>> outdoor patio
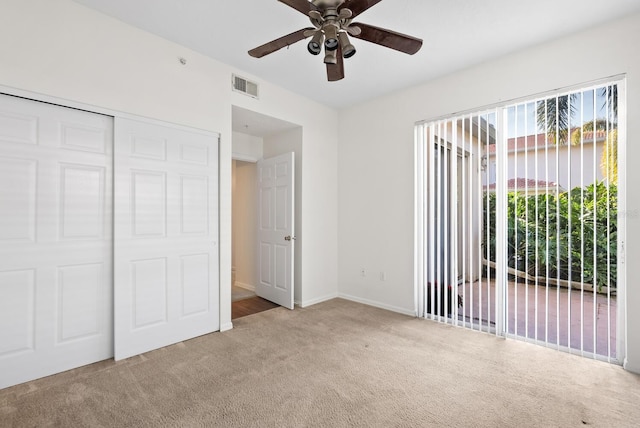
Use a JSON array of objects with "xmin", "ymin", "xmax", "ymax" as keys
[{"xmin": 455, "ymin": 280, "xmax": 617, "ymax": 358}]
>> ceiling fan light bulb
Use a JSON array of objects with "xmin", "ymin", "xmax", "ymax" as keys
[
  {"xmin": 308, "ymin": 42, "xmax": 322, "ymax": 55},
  {"xmin": 325, "ymin": 38, "xmax": 338, "ymax": 51},
  {"xmin": 307, "ymin": 32, "xmax": 324, "ymax": 55},
  {"xmin": 323, "ymin": 25, "xmax": 339, "ymax": 51},
  {"xmin": 338, "ymin": 32, "xmax": 356, "ymax": 58}
]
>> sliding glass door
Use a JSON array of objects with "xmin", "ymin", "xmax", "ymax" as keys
[{"xmin": 415, "ymin": 79, "xmax": 625, "ymax": 363}]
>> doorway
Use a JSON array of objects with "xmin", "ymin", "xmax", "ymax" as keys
[
  {"xmin": 231, "ymin": 159, "xmax": 280, "ymax": 319},
  {"xmin": 231, "ymin": 106, "xmax": 302, "ymax": 318}
]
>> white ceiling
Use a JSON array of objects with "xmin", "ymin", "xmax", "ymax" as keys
[
  {"xmin": 73, "ymin": 0, "xmax": 640, "ymax": 109},
  {"xmin": 232, "ymin": 105, "xmax": 300, "ymax": 138}
]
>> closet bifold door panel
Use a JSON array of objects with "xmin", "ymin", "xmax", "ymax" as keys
[
  {"xmin": 0, "ymin": 94, "xmax": 114, "ymax": 389},
  {"xmin": 113, "ymin": 118, "xmax": 219, "ymax": 361}
]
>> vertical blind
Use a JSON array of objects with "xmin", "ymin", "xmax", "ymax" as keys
[{"xmin": 415, "ymin": 80, "xmax": 625, "ymax": 363}]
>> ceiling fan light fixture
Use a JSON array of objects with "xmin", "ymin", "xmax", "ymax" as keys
[
  {"xmin": 338, "ymin": 32, "xmax": 356, "ymax": 58},
  {"xmin": 323, "ymin": 24, "xmax": 339, "ymax": 51},
  {"xmin": 307, "ymin": 32, "xmax": 324, "ymax": 55}
]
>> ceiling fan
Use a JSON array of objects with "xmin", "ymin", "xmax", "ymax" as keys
[{"xmin": 248, "ymin": 0, "xmax": 423, "ymax": 81}]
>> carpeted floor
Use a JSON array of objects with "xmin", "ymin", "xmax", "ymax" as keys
[{"xmin": 1, "ymin": 298, "xmax": 639, "ymax": 427}]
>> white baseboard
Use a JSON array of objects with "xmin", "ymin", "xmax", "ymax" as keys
[
  {"xmin": 299, "ymin": 292, "xmax": 339, "ymax": 308},
  {"xmin": 338, "ymin": 293, "xmax": 416, "ymax": 317},
  {"xmin": 624, "ymin": 358, "xmax": 640, "ymax": 375},
  {"xmin": 234, "ymin": 281, "xmax": 255, "ymax": 292},
  {"xmin": 220, "ymin": 322, "xmax": 233, "ymax": 332}
]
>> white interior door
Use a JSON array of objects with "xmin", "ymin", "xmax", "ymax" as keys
[
  {"xmin": 0, "ymin": 94, "xmax": 113, "ymax": 389},
  {"xmin": 114, "ymin": 118, "xmax": 219, "ymax": 360},
  {"xmin": 256, "ymin": 153, "xmax": 294, "ymax": 309}
]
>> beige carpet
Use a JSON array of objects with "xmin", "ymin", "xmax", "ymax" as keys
[{"xmin": 1, "ymin": 299, "xmax": 639, "ymax": 427}]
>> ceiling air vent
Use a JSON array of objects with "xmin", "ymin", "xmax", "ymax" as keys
[{"xmin": 232, "ymin": 74, "xmax": 259, "ymax": 99}]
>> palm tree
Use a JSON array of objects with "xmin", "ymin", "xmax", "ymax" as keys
[
  {"xmin": 570, "ymin": 119, "xmax": 611, "ymax": 145},
  {"xmin": 536, "ymin": 86, "xmax": 618, "ymax": 185},
  {"xmin": 602, "ymin": 85, "xmax": 618, "ymax": 183},
  {"xmin": 602, "ymin": 85, "xmax": 618, "ymax": 122},
  {"xmin": 536, "ymin": 94, "xmax": 577, "ymax": 145},
  {"xmin": 536, "ymin": 86, "xmax": 617, "ymax": 145},
  {"xmin": 569, "ymin": 119, "xmax": 618, "ymax": 183},
  {"xmin": 601, "ymin": 129, "xmax": 618, "ymax": 183}
]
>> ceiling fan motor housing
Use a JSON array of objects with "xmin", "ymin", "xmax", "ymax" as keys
[{"xmin": 308, "ymin": 1, "xmax": 355, "ymax": 55}]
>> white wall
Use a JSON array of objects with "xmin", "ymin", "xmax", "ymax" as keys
[
  {"xmin": 231, "ymin": 131, "xmax": 262, "ymax": 290},
  {"xmin": 0, "ymin": 0, "xmax": 339, "ymax": 331},
  {"xmin": 232, "ymin": 160, "xmax": 258, "ymax": 290},
  {"xmin": 338, "ymin": 13, "xmax": 640, "ymax": 373},
  {"xmin": 232, "ymin": 132, "xmax": 263, "ymax": 161},
  {"xmin": 264, "ymin": 127, "xmax": 304, "ymax": 304}
]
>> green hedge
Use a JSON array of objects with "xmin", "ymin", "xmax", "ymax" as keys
[{"xmin": 483, "ymin": 182, "xmax": 617, "ymax": 291}]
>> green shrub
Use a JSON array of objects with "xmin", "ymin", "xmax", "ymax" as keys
[{"xmin": 483, "ymin": 182, "xmax": 617, "ymax": 291}]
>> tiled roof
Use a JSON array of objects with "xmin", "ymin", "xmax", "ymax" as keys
[
  {"xmin": 485, "ymin": 178, "xmax": 563, "ymax": 191},
  {"xmin": 487, "ymin": 130, "xmax": 607, "ymax": 153},
  {"xmin": 581, "ymin": 130, "xmax": 608, "ymax": 141}
]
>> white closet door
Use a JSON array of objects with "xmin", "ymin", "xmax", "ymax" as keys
[
  {"xmin": 114, "ymin": 118, "xmax": 219, "ymax": 360},
  {"xmin": 0, "ymin": 94, "xmax": 113, "ymax": 389}
]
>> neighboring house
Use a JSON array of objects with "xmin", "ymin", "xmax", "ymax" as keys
[
  {"xmin": 484, "ymin": 177, "xmax": 565, "ymax": 195},
  {"xmin": 485, "ymin": 130, "xmax": 606, "ymax": 191}
]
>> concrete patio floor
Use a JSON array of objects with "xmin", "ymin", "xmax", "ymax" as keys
[{"xmin": 444, "ymin": 280, "xmax": 618, "ymax": 359}]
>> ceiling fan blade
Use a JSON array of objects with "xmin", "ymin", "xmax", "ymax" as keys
[
  {"xmin": 248, "ymin": 28, "xmax": 315, "ymax": 58},
  {"xmin": 340, "ymin": 0, "xmax": 383, "ymax": 18},
  {"xmin": 350, "ymin": 22, "xmax": 422, "ymax": 55},
  {"xmin": 278, "ymin": 0, "xmax": 317, "ymax": 15},
  {"xmin": 327, "ymin": 45, "xmax": 345, "ymax": 81}
]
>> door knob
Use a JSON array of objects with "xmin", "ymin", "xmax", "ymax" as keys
[{"xmin": 284, "ymin": 235, "xmax": 296, "ymax": 241}]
